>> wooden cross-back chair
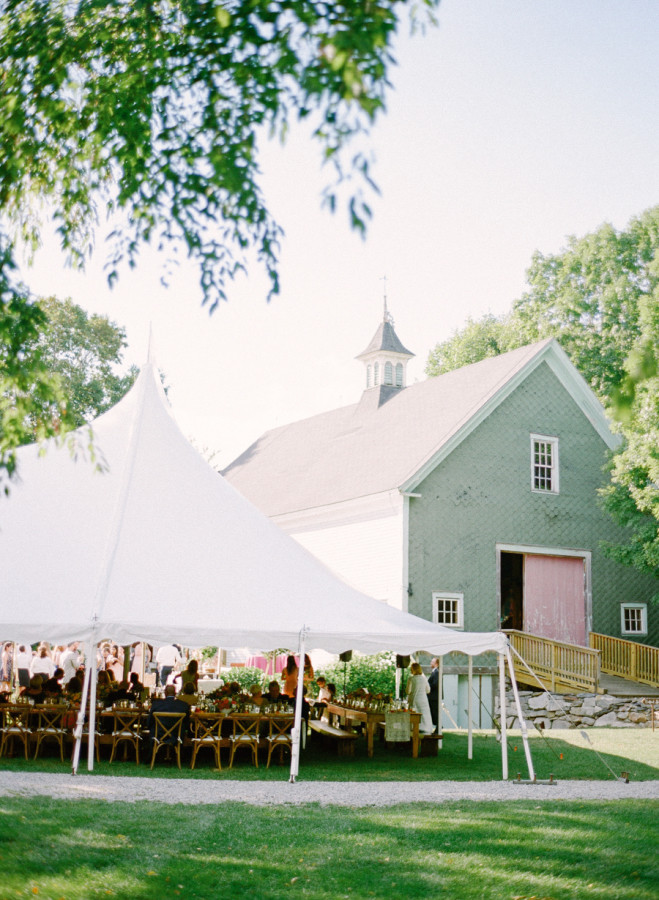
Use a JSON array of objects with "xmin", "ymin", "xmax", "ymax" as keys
[
  {"xmin": 0, "ymin": 706, "xmax": 31, "ymax": 760},
  {"xmin": 109, "ymin": 707, "xmax": 143, "ymax": 764},
  {"xmin": 265, "ymin": 715, "xmax": 294, "ymax": 768},
  {"xmin": 228, "ymin": 715, "xmax": 260, "ymax": 768},
  {"xmin": 149, "ymin": 712, "xmax": 187, "ymax": 769},
  {"xmin": 32, "ymin": 705, "xmax": 68, "ymax": 761},
  {"xmin": 189, "ymin": 713, "xmax": 223, "ymax": 770}
]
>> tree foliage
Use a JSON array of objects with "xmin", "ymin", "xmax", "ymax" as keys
[
  {"xmin": 1, "ymin": 0, "xmax": 438, "ymax": 307},
  {"xmin": 425, "ymin": 206, "xmax": 659, "ymax": 585},
  {"xmin": 0, "ymin": 240, "xmax": 72, "ymax": 489},
  {"xmin": 34, "ymin": 296, "xmax": 138, "ymax": 429},
  {"xmin": 0, "ymin": 0, "xmax": 438, "ymax": 487},
  {"xmin": 0, "ymin": 288, "xmax": 136, "ymax": 490},
  {"xmin": 425, "ymin": 313, "xmax": 519, "ymax": 377}
]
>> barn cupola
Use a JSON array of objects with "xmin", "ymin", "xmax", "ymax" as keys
[{"xmin": 356, "ymin": 299, "xmax": 414, "ymax": 409}]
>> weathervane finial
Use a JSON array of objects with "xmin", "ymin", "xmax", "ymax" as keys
[{"xmin": 381, "ymin": 275, "xmax": 394, "ymax": 325}]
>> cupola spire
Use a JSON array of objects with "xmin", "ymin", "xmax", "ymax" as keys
[{"xmin": 356, "ymin": 287, "xmax": 414, "ymax": 407}]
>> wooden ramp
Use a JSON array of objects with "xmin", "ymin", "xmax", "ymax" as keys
[{"xmin": 505, "ymin": 630, "xmax": 659, "ymax": 695}]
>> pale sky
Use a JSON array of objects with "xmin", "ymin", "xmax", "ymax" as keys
[{"xmin": 18, "ymin": 0, "xmax": 659, "ymax": 466}]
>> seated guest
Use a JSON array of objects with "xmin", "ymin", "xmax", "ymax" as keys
[
  {"xmin": 177, "ymin": 682, "xmax": 198, "ymax": 707},
  {"xmin": 127, "ymin": 672, "xmax": 146, "ymax": 701},
  {"xmin": 106, "ymin": 679, "xmax": 131, "ymax": 706},
  {"xmin": 262, "ymin": 680, "xmax": 290, "ymax": 706},
  {"xmin": 19, "ymin": 675, "xmax": 46, "ymax": 704},
  {"xmin": 96, "ymin": 670, "xmax": 114, "ymax": 705},
  {"xmin": 64, "ymin": 674, "xmax": 84, "ymax": 701},
  {"xmin": 250, "ymin": 685, "xmax": 265, "ymax": 708},
  {"xmin": 43, "ymin": 667, "xmax": 65, "ymax": 697},
  {"xmin": 315, "ymin": 677, "xmax": 331, "ymax": 704},
  {"xmin": 147, "ymin": 684, "xmax": 190, "ymax": 742}
]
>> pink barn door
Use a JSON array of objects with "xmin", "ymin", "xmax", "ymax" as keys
[{"xmin": 523, "ymin": 555, "xmax": 586, "ymax": 645}]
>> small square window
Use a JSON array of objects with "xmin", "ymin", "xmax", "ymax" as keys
[
  {"xmin": 432, "ymin": 592, "xmax": 464, "ymax": 629},
  {"xmin": 531, "ymin": 434, "xmax": 559, "ymax": 493},
  {"xmin": 620, "ymin": 604, "xmax": 647, "ymax": 636}
]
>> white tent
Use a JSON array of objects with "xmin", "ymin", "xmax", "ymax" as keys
[{"xmin": 0, "ymin": 357, "xmax": 530, "ymax": 778}]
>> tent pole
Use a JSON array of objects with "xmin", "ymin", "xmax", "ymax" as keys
[
  {"xmin": 498, "ymin": 652, "xmax": 508, "ymax": 780},
  {"xmin": 506, "ymin": 646, "xmax": 535, "ymax": 781},
  {"xmin": 87, "ymin": 646, "xmax": 99, "ymax": 771},
  {"xmin": 71, "ymin": 648, "xmax": 93, "ymax": 776},
  {"xmin": 467, "ymin": 656, "xmax": 473, "ymax": 760},
  {"xmin": 289, "ymin": 630, "xmax": 307, "ymax": 784},
  {"xmin": 437, "ymin": 656, "xmax": 443, "ymax": 741}
]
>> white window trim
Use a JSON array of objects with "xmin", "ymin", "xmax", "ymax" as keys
[
  {"xmin": 531, "ymin": 433, "xmax": 560, "ymax": 494},
  {"xmin": 432, "ymin": 591, "xmax": 464, "ymax": 629},
  {"xmin": 620, "ymin": 603, "xmax": 648, "ymax": 636}
]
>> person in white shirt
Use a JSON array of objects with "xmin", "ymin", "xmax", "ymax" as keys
[
  {"xmin": 15, "ymin": 645, "xmax": 33, "ymax": 689},
  {"xmin": 30, "ymin": 646, "xmax": 55, "ymax": 680},
  {"xmin": 155, "ymin": 644, "xmax": 182, "ymax": 687},
  {"xmin": 60, "ymin": 643, "xmax": 81, "ymax": 684}
]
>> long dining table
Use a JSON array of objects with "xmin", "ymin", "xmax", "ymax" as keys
[{"xmin": 325, "ymin": 702, "xmax": 422, "ymax": 758}]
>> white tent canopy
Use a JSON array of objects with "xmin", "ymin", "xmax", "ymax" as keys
[
  {"xmin": 1, "ymin": 358, "xmax": 529, "ymax": 780},
  {"xmin": 0, "ymin": 359, "xmax": 507, "ymax": 658}
]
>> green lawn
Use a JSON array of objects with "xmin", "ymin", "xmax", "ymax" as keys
[
  {"xmin": 0, "ymin": 796, "xmax": 657, "ymax": 899},
  {"xmin": 1, "ymin": 729, "xmax": 657, "ymax": 782}
]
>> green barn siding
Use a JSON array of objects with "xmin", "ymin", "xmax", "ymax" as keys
[{"xmin": 408, "ymin": 362, "xmax": 658, "ymax": 645}]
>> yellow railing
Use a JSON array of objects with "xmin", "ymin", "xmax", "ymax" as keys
[
  {"xmin": 590, "ymin": 633, "xmax": 659, "ymax": 688},
  {"xmin": 504, "ymin": 630, "xmax": 600, "ymax": 693}
]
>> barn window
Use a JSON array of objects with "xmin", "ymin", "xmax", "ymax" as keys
[
  {"xmin": 531, "ymin": 434, "xmax": 559, "ymax": 493},
  {"xmin": 621, "ymin": 604, "xmax": 647, "ymax": 636},
  {"xmin": 432, "ymin": 592, "xmax": 464, "ymax": 629}
]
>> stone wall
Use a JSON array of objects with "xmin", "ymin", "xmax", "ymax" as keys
[{"xmin": 496, "ymin": 688, "xmax": 658, "ymax": 730}]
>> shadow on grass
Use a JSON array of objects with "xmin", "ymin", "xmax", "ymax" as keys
[
  {"xmin": 0, "ymin": 796, "xmax": 657, "ymax": 899},
  {"xmin": 0, "ymin": 729, "xmax": 657, "ymax": 782}
]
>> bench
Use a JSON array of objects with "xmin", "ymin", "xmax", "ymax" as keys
[
  {"xmin": 309, "ymin": 719, "xmax": 358, "ymax": 756},
  {"xmin": 378, "ymin": 722, "xmax": 443, "ymax": 756},
  {"xmin": 419, "ymin": 733, "xmax": 442, "ymax": 756}
]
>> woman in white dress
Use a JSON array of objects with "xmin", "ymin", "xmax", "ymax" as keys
[{"xmin": 406, "ymin": 662, "xmax": 435, "ymax": 733}]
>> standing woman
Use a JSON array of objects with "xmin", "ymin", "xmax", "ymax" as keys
[
  {"xmin": 179, "ymin": 658, "xmax": 199, "ymax": 692},
  {"xmin": 30, "ymin": 645, "xmax": 54, "ymax": 680},
  {"xmin": 282, "ymin": 655, "xmax": 298, "ymax": 698},
  {"xmin": 0, "ymin": 642, "xmax": 13, "ymax": 692},
  {"xmin": 406, "ymin": 662, "xmax": 435, "ymax": 734}
]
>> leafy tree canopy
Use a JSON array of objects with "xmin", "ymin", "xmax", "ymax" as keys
[
  {"xmin": 0, "ymin": 0, "xmax": 437, "ymax": 486},
  {"xmin": 1, "ymin": 0, "xmax": 438, "ymax": 306},
  {"xmin": 33, "ymin": 296, "xmax": 138, "ymax": 429},
  {"xmin": 0, "ymin": 290, "xmax": 137, "ymax": 490},
  {"xmin": 425, "ymin": 205, "xmax": 659, "ymax": 584}
]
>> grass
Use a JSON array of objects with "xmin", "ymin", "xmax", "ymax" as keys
[
  {"xmin": 1, "ymin": 729, "xmax": 657, "ymax": 782},
  {"xmin": 0, "ymin": 796, "xmax": 657, "ymax": 899}
]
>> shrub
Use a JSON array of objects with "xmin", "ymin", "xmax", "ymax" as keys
[{"xmin": 315, "ymin": 652, "xmax": 397, "ymax": 698}]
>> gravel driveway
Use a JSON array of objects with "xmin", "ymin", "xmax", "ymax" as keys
[{"xmin": 2, "ymin": 772, "xmax": 658, "ymax": 806}]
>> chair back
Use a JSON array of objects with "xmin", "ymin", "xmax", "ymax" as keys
[
  {"xmin": 231, "ymin": 715, "xmax": 260, "ymax": 740},
  {"xmin": 152, "ymin": 712, "xmax": 186, "ymax": 745},
  {"xmin": 191, "ymin": 714, "xmax": 222, "ymax": 742},
  {"xmin": 267, "ymin": 715, "xmax": 294, "ymax": 741},
  {"xmin": 34, "ymin": 705, "xmax": 67, "ymax": 732},
  {"xmin": 111, "ymin": 707, "xmax": 142, "ymax": 735},
  {"xmin": 2, "ymin": 706, "xmax": 31, "ymax": 732}
]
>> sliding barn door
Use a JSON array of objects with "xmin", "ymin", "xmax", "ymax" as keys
[{"xmin": 523, "ymin": 555, "xmax": 586, "ymax": 645}]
